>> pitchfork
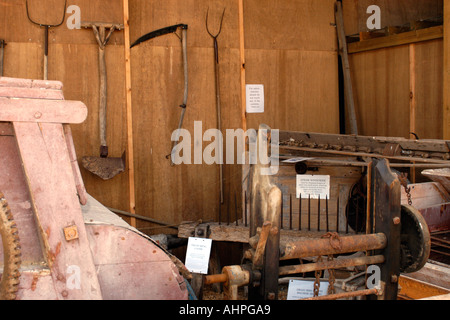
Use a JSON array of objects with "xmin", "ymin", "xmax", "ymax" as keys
[
  {"xmin": 25, "ymin": 0, "xmax": 67, "ymax": 80},
  {"xmin": 206, "ymin": 7, "xmax": 226, "ymax": 205}
]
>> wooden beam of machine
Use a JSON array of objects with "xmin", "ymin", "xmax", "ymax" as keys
[{"xmin": 123, "ymin": 0, "xmax": 136, "ymax": 227}]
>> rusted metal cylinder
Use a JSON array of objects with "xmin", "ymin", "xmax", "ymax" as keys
[
  {"xmin": 204, "ymin": 273, "xmax": 228, "ymax": 285},
  {"xmin": 279, "ymin": 255, "xmax": 385, "ymax": 276},
  {"xmin": 302, "ymin": 288, "xmax": 380, "ymax": 300},
  {"xmin": 280, "ymin": 233, "xmax": 387, "ymax": 260}
]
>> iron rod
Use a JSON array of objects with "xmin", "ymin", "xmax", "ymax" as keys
[
  {"xmin": 245, "ymin": 191, "xmax": 248, "ymax": 227},
  {"xmin": 326, "ymin": 195, "xmax": 329, "ymax": 232},
  {"xmin": 279, "ymin": 254, "xmax": 385, "ymax": 276},
  {"xmin": 289, "ymin": 194, "xmax": 293, "ymax": 230},
  {"xmin": 317, "ymin": 194, "xmax": 321, "ymax": 231},
  {"xmin": 302, "ymin": 288, "xmax": 380, "ymax": 300},
  {"xmin": 308, "ymin": 194, "xmax": 311, "ymax": 231},
  {"xmin": 298, "ymin": 195, "xmax": 302, "ymax": 231}
]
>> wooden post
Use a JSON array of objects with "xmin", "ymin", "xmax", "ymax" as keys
[
  {"xmin": 444, "ymin": 0, "xmax": 450, "ymax": 140},
  {"xmin": 409, "ymin": 44, "xmax": 416, "ymax": 183},
  {"xmin": 123, "ymin": 0, "xmax": 136, "ymax": 227},
  {"xmin": 239, "ymin": 0, "xmax": 247, "ymax": 135}
]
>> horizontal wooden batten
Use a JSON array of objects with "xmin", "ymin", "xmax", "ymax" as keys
[{"xmin": 348, "ymin": 26, "xmax": 443, "ymax": 54}]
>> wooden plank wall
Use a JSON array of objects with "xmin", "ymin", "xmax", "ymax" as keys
[
  {"xmin": 0, "ymin": 0, "xmax": 339, "ymax": 235},
  {"xmin": 342, "ymin": 0, "xmax": 444, "ymax": 140},
  {"xmin": 445, "ymin": 0, "xmax": 450, "ymax": 140}
]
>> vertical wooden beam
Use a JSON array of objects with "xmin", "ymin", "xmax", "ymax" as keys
[
  {"xmin": 239, "ymin": 0, "xmax": 247, "ymax": 134},
  {"xmin": 444, "ymin": 0, "xmax": 450, "ymax": 140},
  {"xmin": 123, "ymin": 0, "xmax": 136, "ymax": 227},
  {"xmin": 370, "ymin": 159, "xmax": 401, "ymax": 300},
  {"xmin": 409, "ymin": 44, "xmax": 416, "ymax": 183}
]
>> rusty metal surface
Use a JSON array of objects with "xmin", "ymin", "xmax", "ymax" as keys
[
  {"xmin": 279, "ymin": 254, "xmax": 385, "ymax": 276},
  {"xmin": 302, "ymin": 288, "xmax": 380, "ymax": 300},
  {"xmin": 280, "ymin": 233, "xmax": 387, "ymax": 260}
]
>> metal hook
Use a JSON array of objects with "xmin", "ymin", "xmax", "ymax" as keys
[
  {"xmin": 206, "ymin": 7, "xmax": 226, "ymax": 39},
  {"xmin": 26, "ymin": 0, "xmax": 67, "ymax": 27}
]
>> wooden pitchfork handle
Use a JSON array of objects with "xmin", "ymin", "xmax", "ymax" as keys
[{"xmin": 81, "ymin": 22, "xmax": 124, "ymax": 157}]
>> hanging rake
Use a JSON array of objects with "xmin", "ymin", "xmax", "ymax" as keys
[{"xmin": 26, "ymin": 0, "xmax": 67, "ymax": 80}]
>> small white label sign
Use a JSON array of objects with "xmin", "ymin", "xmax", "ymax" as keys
[
  {"xmin": 246, "ymin": 84, "xmax": 265, "ymax": 113},
  {"xmin": 185, "ymin": 237, "xmax": 213, "ymax": 274},
  {"xmin": 287, "ymin": 280, "xmax": 329, "ymax": 300},
  {"xmin": 282, "ymin": 157, "xmax": 314, "ymax": 164},
  {"xmin": 296, "ymin": 175, "xmax": 330, "ymax": 199}
]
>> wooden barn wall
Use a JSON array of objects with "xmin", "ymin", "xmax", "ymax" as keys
[
  {"xmin": 342, "ymin": 0, "xmax": 444, "ymax": 139},
  {"xmin": 0, "ymin": 0, "xmax": 339, "ymax": 235},
  {"xmin": 128, "ymin": 0, "xmax": 339, "ymax": 234}
]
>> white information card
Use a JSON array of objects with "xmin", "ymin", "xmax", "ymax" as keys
[
  {"xmin": 246, "ymin": 84, "xmax": 265, "ymax": 113},
  {"xmin": 184, "ymin": 237, "xmax": 213, "ymax": 274},
  {"xmin": 287, "ymin": 280, "xmax": 329, "ymax": 300},
  {"xmin": 296, "ymin": 174, "xmax": 330, "ymax": 199}
]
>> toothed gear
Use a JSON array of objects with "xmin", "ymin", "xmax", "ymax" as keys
[
  {"xmin": 399, "ymin": 205, "xmax": 430, "ymax": 274},
  {"xmin": 0, "ymin": 193, "xmax": 22, "ymax": 300}
]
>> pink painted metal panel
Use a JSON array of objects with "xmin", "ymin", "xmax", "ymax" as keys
[
  {"xmin": 86, "ymin": 224, "xmax": 188, "ymax": 300},
  {"xmin": 0, "ymin": 134, "xmax": 44, "ymax": 263},
  {"xmin": 15, "ymin": 269, "xmax": 57, "ymax": 300}
]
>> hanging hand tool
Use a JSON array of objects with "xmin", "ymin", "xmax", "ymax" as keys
[
  {"xmin": 25, "ymin": 0, "xmax": 67, "ymax": 80},
  {"xmin": 0, "ymin": 40, "xmax": 5, "ymax": 76},
  {"xmin": 131, "ymin": 24, "xmax": 189, "ymax": 167},
  {"xmin": 81, "ymin": 22, "xmax": 126, "ymax": 180},
  {"xmin": 206, "ymin": 8, "xmax": 226, "ymax": 204}
]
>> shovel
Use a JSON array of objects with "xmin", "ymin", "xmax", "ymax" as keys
[{"xmin": 81, "ymin": 22, "xmax": 125, "ymax": 180}]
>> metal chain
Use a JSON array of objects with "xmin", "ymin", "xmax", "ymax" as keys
[
  {"xmin": 399, "ymin": 173, "xmax": 413, "ymax": 206},
  {"xmin": 327, "ymin": 255, "xmax": 336, "ymax": 295},
  {"xmin": 314, "ymin": 256, "xmax": 323, "ymax": 297}
]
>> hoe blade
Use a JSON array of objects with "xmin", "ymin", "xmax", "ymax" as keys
[{"xmin": 82, "ymin": 154, "xmax": 125, "ymax": 180}]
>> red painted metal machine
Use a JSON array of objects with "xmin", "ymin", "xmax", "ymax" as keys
[{"xmin": 0, "ymin": 77, "xmax": 189, "ymax": 300}]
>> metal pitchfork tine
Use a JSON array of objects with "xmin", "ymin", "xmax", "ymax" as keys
[
  {"xmin": 26, "ymin": 0, "xmax": 67, "ymax": 80},
  {"xmin": 206, "ymin": 7, "xmax": 226, "ymax": 63},
  {"xmin": 206, "ymin": 7, "xmax": 225, "ymax": 204}
]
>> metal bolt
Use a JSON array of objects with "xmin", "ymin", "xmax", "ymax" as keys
[
  {"xmin": 267, "ymin": 292, "xmax": 276, "ymax": 300},
  {"xmin": 270, "ymin": 226, "xmax": 279, "ymax": 235},
  {"xmin": 61, "ymin": 290, "xmax": 69, "ymax": 298},
  {"xmin": 393, "ymin": 217, "xmax": 401, "ymax": 225},
  {"xmin": 391, "ymin": 275, "xmax": 398, "ymax": 283},
  {"xmin": 34, "ymin": 111, "xmax": 42, "ymax": 119},
  {"xmin": 63, "ymin": 225, "xmax": 79, "ymax": 241}
]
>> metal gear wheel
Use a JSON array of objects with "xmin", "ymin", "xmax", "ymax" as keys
[
  {"xmin": 0, "ymin": 192, "xmax": 22, "ymax": 300},
  {"xmin": 399, "ymin": 205, "xmax": 431, "ymax": 274}
]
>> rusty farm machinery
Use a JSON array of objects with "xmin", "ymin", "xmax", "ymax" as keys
[
  {"xmin": 0, "ymin": 76, "xmax": 448, "ymax": 300},
  {"xmin": 178, "ymin": 125, "xmax": 450, "ymax": 300}
]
